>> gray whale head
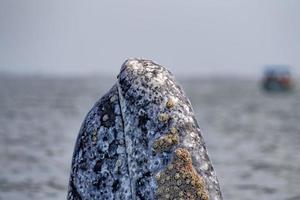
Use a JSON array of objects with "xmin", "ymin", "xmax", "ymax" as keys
[{"xmin": 68, "ymin": 58, "xmax": 223, "ymax": 200}]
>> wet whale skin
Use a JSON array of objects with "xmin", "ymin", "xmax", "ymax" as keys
[{"xmin": 68, "ymin": 59, "xmax": 222, "ymax": 200}]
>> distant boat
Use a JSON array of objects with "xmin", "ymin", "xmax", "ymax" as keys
[{"xmin": 262, "ymin": 65, "xmax": 294, "ymax": 92}]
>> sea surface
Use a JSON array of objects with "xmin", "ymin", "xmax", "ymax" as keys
[{"xmin": 0, "ymin": 74, "xmax": 300, "ymax": 200}]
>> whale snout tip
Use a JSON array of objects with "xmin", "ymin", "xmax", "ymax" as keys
[
  {"xmin": 118, "ymin": 58, "xmax": 174, "ymax": 86},
  {"xmin": 121, "ymin": 58, "xmax": 162, "ymax": 73},
  {"xmin": 121, "ymin": 58, "xmax": 139, "ymax": 68}
]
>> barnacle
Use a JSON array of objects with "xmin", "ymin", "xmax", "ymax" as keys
[
  {"xmin": 170, "ymin": 127, "xmax": 178, "ymax": 134},
  {"xmin": 91, "ymin": 130, "xmax": 98, "ymax": 143},
  {"xmin": 158, "ymin": 113, "xmax": 169, "ymax": 122},
  {"xmin": 110, "ymin": 95, "xmax": 118, "ymax": 103},
  {"xmin": 155, "ymin": 148, "xmax": 209, "ymax": 200},
  {"xmin": 166, "ymin": 98, "xmax": 174, "ymax": 109},
  {"xmin": 102, "ymin": 114, "xmax": 109, "ymax": 122},
  {"xmin": 153, "ymin": 133, "xmax": 179, "ymax": 153}
]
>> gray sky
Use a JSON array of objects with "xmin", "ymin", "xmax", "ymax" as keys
[{"xmin": 0, "ymin": 0, "xmax": 299, "ymax": 77}]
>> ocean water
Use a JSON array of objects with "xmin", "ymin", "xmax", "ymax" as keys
[{"xmin": 0, "ymin": 75, "xmax": 300, "ymax": 200}]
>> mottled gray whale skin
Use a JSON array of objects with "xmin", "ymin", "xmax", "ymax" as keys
[{"xmin": 68, "ymin": 59, "xmax": 222, "ymax": 200}]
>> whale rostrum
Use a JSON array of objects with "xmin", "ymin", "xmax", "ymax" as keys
[{"xmin": 68, "ymin": 59, "xmax": 223, "ymax": 200}]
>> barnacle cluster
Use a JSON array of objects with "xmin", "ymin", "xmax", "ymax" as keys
[
  {"xmin": 158, "ymin": 113, "xmax": 170, "ymax": 122},
  {"xmin": 166, "ymin": 98, "xmax": 174, "ymax": 109},
  {"xmin": 91, "ymin": 130, "xmax": 98, "ymax": 144},
  {"xmin": 153, "ymin": 132, "xmax": 179, "ymax": 153},
  {"xmin": 153, "ymin": 98, "xmax": 209, "ymax": 200},
  {"xmin": 154, "ymin": 99, "xmax": 178, "ymax": 153},
  {"xmin": 156, "ymin": 148, "xmax": 209, "ymax": 200}
]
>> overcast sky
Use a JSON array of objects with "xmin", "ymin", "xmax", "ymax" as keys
[{"xmin": 0, "ymin": 0, "xmax": 299, "ymax": 77}]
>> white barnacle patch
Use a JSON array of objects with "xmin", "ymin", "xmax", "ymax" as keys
[
  {"xmin": 200, "ymin": 162, "xmax": 210, "ymax": 171},
  {"xmin": 102, "ymin": 114, "xmax": 109, "ymax": 122},
  {"xmin": 182, "ymin": 135, "xmax": 196, "ymax": 148},
  {"xmin": 183, "ymin": 104, "xmax": 190, "ymax": 113},
  {"xmin": 99, "ymin": 141, "xmax": 109, "ymax": 151},
  {"xmin": 176, "ymin": 112, "xmax": 188, "ymax": 122},
  {"xmin": 151, "ymin": 72, "xmax": 168, "ymax": 86},
  {"xmin": 158, "ymin": 113, "xmax": 169, "ymax": 122},
  {"xmin": 114, "ymin": 104, "xmax": 121, "ymax": 115},
  {"xmin": 125, "ymin": 59, "xmax": 141, "ymax": 71},
  {"xmin": 116, "ymin": 159, "xmax": 122, "ymax": 167},
  {"xmin": 110, "ymin": 95, "xmax": 118, "ymax": 103},
  {"xmin": 114, "ymin": 159, "xmax": 123, "ymax": 172},
  {"xmin": 189, "ymin": 131, "xmax": 197, "ymax": 138},
  {"xmin": 91, "ymin": 131, "xmax": 98, "ymax": 143},
  {"xmin": 189, "ymin": 131, "xmax": 201, "ymax": 143}
]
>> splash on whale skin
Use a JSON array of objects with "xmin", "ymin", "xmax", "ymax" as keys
[{"xmin": 67, "ymin": 59, "xmax": 223, "ymax": 200}]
